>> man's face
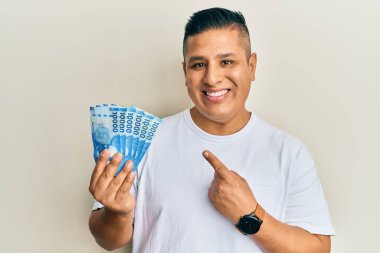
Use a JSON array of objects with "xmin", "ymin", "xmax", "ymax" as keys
[{"xmin": 183, "ymin": 28, "xmax": 257, "ymax": 125}]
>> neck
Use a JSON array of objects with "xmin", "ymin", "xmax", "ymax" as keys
[{"xmin": 190, "ymin": 107, "xmax": 251, "ymax": 135}]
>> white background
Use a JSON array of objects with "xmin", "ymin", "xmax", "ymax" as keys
[{"xmin": 0, "ymin": 0, "xmax": 379, "ymax": 252}]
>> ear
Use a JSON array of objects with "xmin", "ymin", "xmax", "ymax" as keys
[
  {"xmin": 182, "ymin": 61, "xmax": 186, "ymax": 76},
  {"xmin": 248, "ymin": 53, "xmax": 257, "ymax": 81},
  {"xmin": 182, "ymin": 61, "xmax": 188, "ymax": 86}
]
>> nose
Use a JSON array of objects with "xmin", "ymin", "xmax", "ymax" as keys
[{"xmin": 203, "ymin": 63, "xmax": 222, "ymax": 86}]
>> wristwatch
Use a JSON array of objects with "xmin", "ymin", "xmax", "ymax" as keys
[{"xmin": 235, "ymin": 203, "xmax": 266, "ymax": 235}]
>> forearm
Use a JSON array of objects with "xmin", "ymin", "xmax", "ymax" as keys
[
  {"xmin": 251, "ymin": 212, "xmax": 330, "ymax": 253},
  {"xmin": 89, "ymin": 207, "xmax": 134, "ymax": 251}
]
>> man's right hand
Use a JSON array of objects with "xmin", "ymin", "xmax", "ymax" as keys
[{"xmin": 89, "ymin": 149, "xmax": 136, "ymax": 216}]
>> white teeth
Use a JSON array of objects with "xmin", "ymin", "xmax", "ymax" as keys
[{"xmin": 205, "ymin": 89, "xmax": 229, "ymax": 97}]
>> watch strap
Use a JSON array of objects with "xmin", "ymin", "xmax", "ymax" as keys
[{"xmin": 254, "ymin": 203, "xmax": 266, "ymax": 222}]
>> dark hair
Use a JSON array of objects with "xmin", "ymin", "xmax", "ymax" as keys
[{"xmin": 183, "ymin": 7, "xmax": 251, "ymax": 57}]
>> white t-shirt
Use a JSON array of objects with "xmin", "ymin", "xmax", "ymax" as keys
[{"xmin": 93, "ymin": 109, "xmax": 335, "ymax": 253}]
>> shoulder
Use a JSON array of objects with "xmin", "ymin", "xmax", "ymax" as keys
[
  {"xmin": 161, "ymin": 110, "xmax": 185, "ymax": 126},
  {"xmin": 252, "ymin": 115, "xmax": 306, "ymax": 155},
  {"xmin": 252, "ymin": 115, "xmax": 318, "ymax": 183},
  {"xmin": 153, "ymin": 109, "xmax": 187, "ymax": 137},
  {"xmin": 147, "ymin": 109, "xmax": 189, "ymax": 151}
]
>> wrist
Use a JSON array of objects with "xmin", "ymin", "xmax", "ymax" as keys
[
  {"xmin": 235, "ymin": 203, "xmax": 266, "ymax": 235},
  {"xmin": 103, "ymin": 207, "xmax": 133, "ymax": 220},
  {"xmin": 232, "ymin": 201, "xmax": 258, "ymax": 224}
]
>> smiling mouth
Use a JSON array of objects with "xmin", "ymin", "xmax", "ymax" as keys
[{"xmin": 202, "ymin": 89, "xmax": 231, "ymax": 97}]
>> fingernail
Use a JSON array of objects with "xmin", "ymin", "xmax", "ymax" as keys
[
  {"xmin": 203, "ymin": 151, "xmax": 209, "ymax": 158},
  {"xmin": 101, "ymin": 149, "xmax": 109, "ymax": 156},
  {"xmin": 126, "ymin": 160, "xmax": 133, "ymax": 169},
  {"xmin": 114, "ymin": 153, "xmax": 122, "ymax": 160}
]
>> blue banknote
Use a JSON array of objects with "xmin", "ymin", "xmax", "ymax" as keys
[
  {"xmin": 135, "ymin": 115, "xmax": 161, "ymax": 169},
  {"xmin": 90, "ymin": 104, "xmax": 161, "ymax": 174},
  {"xmin": 133, "ymin": 113, "xmax": 153, "ymax": 166},
  {"xmin": 92, "ymin": 104, "xmax": 122, "ymax": 162},
  {"xmin": 130, "ymin": 108, "xmax": 144, "ymax": 166}
]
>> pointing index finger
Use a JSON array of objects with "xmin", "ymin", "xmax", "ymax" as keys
[{"xmin": 203, "ymin": 150, "xmax": 230, "ymax": 179}]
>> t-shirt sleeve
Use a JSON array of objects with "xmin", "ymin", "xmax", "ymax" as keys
[{"xmin": 284, "ymin": 142, "xmax": 335, "ymax": 235}]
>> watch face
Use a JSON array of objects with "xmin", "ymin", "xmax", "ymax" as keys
[{"xmin": 238, "ymin": 215, "xmax": 262, "ymax": 235}]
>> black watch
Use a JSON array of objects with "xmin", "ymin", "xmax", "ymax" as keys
[{"xmin": 235, "ymin": 203, "xmax": 265, "ymax": 235}]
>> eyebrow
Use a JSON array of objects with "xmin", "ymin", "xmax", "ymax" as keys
[
  {"xmin": 188, "ymin": 56, "xmax": 205, "ymax": 62},
  {"xmin": 188, "ymin": 53, "xmax": 237, "ymax": 63},
  {"xmin": 217, "ymin": 53, "xmax": 237, "ymax": 58}
]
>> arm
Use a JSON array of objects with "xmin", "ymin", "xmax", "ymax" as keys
[
  {"xmin": 88, "ymin": 149, "xmax": 136, "ymax": 251},
  {"xmin": 251, "ymin": 211, "xmax": 330, "ymax": 253},
  {"xmin": 203, "ymin": 150, "xmax": 331, "ymax": 253},
  {"xmin": 89, "ymin": 207, "xmax": 134, "ymax": 251}
]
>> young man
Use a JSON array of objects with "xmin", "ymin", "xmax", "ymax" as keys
[{"xmin": 88, "ymin": 8, "xmax": 335, "ymax": 252}]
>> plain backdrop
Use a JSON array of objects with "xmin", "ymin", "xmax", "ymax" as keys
[{"xmin": 0, "ymin": 0, "xmax": 379, "ymax": 252}]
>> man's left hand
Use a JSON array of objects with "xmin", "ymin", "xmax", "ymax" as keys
[{"xmin": 203, "ymin": 150, "xmax": 258, "ymax": 224}]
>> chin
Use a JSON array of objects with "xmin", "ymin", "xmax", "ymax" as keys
[{"xmin": 198, "ymin": 107, "xmax": 234, "ymax": 123}]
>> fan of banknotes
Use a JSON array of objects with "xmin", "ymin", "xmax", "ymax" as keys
[{"xmin": 90, "ymin": 104, "xmax": 162, "ymax": 173}]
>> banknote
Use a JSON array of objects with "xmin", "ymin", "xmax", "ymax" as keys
[
  {"xmin": 135, "ymin": 114, "xmax": 161, "ymax": 168},
  {"xmin": 90, "ymin": 104, "xmax": 161, "ymax": 174},
  {"xmin": 92, "ymin": 104, "xmax": 121, "ymax": 160}
]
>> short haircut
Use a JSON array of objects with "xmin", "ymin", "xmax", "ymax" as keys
[{"xmin": 183, "ymin": 7, "xmax": 251, "ymax": 58}]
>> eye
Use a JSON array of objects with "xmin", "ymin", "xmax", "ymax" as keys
[
  {"xmin": 191, "ymin": 62, "xmax": 206, "ymax": 69},
  {"xmin": 221, "ymin": 60, "xmax": 233, "ymax": 65}
]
